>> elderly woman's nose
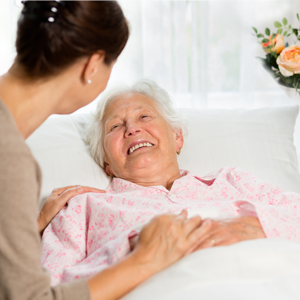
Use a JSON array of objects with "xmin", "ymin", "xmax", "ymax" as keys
[{"xmin": 125, "ymin": 122, "xmax": 142, "ymax": 137}]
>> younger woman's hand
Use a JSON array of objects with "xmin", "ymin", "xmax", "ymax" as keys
[
  {"xmin": 130, "ymin": 210, "xmax": 203, "ymax": 275},
  {"xmin": 38, "ymin": 185, "xmax": 106, "ymax": 235},
  {"xmin": 192, "ymin": 216, "xmax": 266, "ymax": 251}
]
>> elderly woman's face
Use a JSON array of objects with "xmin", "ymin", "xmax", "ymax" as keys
[{"xmin": 103, "ymin": 93, "xmax": 183, "ymax": 179}]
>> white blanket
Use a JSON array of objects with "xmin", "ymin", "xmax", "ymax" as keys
[{"xmin": 122, "ymin": 239, "xmax": 300, "ymax": 300}]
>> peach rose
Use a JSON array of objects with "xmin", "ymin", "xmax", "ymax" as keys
[
  {"xmin": 276, "ymin": 45, "xmax": 300, "ymax": 77},
  {"xmin": 262, "ymin": 34, "xmax": 285, "ymax": 54}
]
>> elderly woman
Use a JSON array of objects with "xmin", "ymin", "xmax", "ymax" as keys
[{"xmin": 42, "ymin": 79, "xmax": 300, "ymax": 290}]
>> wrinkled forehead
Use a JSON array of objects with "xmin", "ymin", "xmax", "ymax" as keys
[{"xmin": 103, "ymin": 92, "xmax": 159, "ymax": 122}]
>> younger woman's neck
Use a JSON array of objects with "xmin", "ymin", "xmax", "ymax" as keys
[{"xmin": 0, "ymin": 65, "xmax": 73, "ymax": 139}]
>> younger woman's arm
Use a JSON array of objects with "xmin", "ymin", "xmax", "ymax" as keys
[{"xmin": 88, "ymin": 210, "xmax": 203, "ymax": 300}]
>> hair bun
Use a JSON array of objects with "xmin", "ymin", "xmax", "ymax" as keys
[
  {"xmin": 21, "ymin": 0, "xmax": 65, "ymax": 23},
  {"xmin": 16, "ymin": 1, "xmax": 129, "ymax": 79}
]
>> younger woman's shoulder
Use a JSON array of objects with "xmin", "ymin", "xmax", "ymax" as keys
[{"xmin": 0, "ymin": 98, "xmax": 32, "ymax": 157}]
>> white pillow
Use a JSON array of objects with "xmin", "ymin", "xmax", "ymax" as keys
[
  {"xmin": 26, "ymin": 114, "xmax": 110, "ymax": 205},
  {"xmin": 26, "ymin": 106, "xmax": 300, "ymax": 204},
  {"xmin": 178, "ymin": 106, "xmax": 300, "ymax": 194}
]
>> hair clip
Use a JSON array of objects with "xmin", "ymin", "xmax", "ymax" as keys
[{"xmin": 21, "ymin": 1, "xmax": 65, "ymax": 23}]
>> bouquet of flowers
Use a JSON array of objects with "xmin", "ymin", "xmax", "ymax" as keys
[{"xmin": 253, "ymin": 14, "xmax": 300, "ymax": 93}]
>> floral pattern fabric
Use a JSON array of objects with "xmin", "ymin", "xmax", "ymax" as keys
[{"xmin": 41, "ymin": 167, "xmax": 300, "ymax": 285}]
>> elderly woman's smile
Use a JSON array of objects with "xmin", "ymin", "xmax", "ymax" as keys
[
  {"xmin": 102, "ymin": 92, "xmax": 183, "ymax": 187},
  {"xmin": 127, "ymin": 141, "xmax": 154, "ymax": 155}
]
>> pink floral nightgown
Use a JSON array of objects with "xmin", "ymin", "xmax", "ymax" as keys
[{"xmin": 41, "ymin": 167, "xmax": 300, "ymax": 285}]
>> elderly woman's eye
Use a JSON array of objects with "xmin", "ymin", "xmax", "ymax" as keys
[{"xmin": 111, "ymin": 124, "xmax": 119, "ymax": 131}]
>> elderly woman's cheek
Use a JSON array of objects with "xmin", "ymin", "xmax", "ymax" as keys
[{"xmin": 104, "ymin": 135, "xmax": 122, "ymax": 163}]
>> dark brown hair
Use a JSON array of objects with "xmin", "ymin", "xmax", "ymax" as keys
[{"xmin": 15, "ymin": 1, "xmax": 129, "ymax": 79}]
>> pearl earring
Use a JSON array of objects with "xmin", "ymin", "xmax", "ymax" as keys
[{"xmin": 87, "ymin": 79, "xmax": 92, "ymax": 84}]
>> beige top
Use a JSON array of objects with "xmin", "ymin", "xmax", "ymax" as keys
[{"xmin": 0, "ymin": 99, "xmax": 90, "ymax": 300}]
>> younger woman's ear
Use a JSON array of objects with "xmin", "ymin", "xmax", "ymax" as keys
[{"xmin": 82, "ymin": 51, "xmax": 106, "ymax": 84}]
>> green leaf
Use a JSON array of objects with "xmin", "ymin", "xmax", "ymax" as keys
[
  {"xmin": 252, "ymin": 27, "xmax": 258, "ymax": 34},
  {"xmin": 283, "ymin": 31, "xmax": 287, "ymax": 36},
  {"xmin": 271, "ymin": 34, "xmax": 276, "ymax": 40},
  {"xmin": 289, "ymin": 25, "xmax": 292, "ymax": 28},
  {"xmin": 277, "ymin": 28, "xmax": 283, "ymax": 34},
  {"xmin": 262, "ymin": 38, "xmax": 269, "ymax": 43},
  {"xmin": 257, "ymin": 33, "xmax": 264, "ymax": 38},
  {"xmin": 297, "ymin": 13, "xmax": 299, "ymax": 21},
  {"xmin": 293, "ymin": 28, "xmax": 299, "ymax": 36},
  {"xmin": 274, "ymin": 21, "xmax": 282, "ymax": 28},
  {"xmin": 265, "ymin": 28, "xmax": 270, "ymax": 36},
  {"xmin": 283, "ymin": 18, "xmax": 288, "ymax": 25},
  {"xmin": 287, "ymin": 33, "xmax": 291, "ymax": 37},
  {"xmin": 265, "ymin": 53, "xmax": 279, "ymax": 69}
]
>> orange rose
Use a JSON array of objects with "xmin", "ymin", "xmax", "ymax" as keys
[
  {"xmin": 276, "ymin": 45, "xmax": 300, "ymax": 77},
  {"xmin": 262, "ymin": 34, "xmax": 285, "ymax": 54}
]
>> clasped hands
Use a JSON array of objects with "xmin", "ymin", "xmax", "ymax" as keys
[
  {"xmin": 130, "ymin": 210, "xmax": 266, "ymax": 273},
  {"xmin": 189, "ymin": 213, "xmax": 266, "ymax": 251}
]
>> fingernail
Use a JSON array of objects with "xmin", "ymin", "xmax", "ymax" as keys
[{"xmin": 77, "ymin": 186, "xmax": 83, "ymax": 192}]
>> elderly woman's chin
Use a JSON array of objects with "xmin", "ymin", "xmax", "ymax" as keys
[
  {"xmin": 116, "ymin": 149, "xmax": 174, "ymax": 183},
  {"xmin": 127, "ymin": 151, "xmax": 156, "ymax": 166},
  {"xmin": 127, "ymin": 152, "xmax": 173, "ymax": 172}
]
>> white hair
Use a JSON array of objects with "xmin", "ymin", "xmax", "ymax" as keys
[{"xmin": 85, "ymin": 78, "xmax": 187, "ymax": 169}]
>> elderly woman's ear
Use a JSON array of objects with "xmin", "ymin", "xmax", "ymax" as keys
[
  {"xmin": 104, "ymin": 161, "xmax": 114, "ymax": 177},
  {"xmin": 175, "ymin": 129, "xmax": 184, "ymax": 154}
]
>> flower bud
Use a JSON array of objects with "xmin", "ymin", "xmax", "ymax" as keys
[{"xmin": 262, "ymin": 34, "xmax": 285, "ymax": 54}]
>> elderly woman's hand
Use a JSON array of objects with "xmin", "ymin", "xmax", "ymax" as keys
[
  {"xmin": 192, "ymin": 216, "xmax": 266, "ymax": 251},
  {"xmin": 130, "ymin": 210, "xmax": 203, "ymax": 274},
  {"xmin": 38, "ymin": 185, "xmax": 106, "ymax": 235}
]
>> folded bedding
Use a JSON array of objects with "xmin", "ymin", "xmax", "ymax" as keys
[{"xmin": 122, "ymin": 238, "xmax": 300, "ymax": 300}]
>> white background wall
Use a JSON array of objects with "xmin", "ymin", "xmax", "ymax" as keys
[{"xmin": 0, "ymin": 0, "xmax": 299, "ymax": 161}]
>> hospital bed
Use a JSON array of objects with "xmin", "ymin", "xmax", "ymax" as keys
[{"xmin": 27, "ymin": 104, "xmax": 300, "ymax": 300}]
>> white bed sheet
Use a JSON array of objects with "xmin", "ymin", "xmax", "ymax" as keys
[{"xmin": 122, "ymin": 239, "xmax": 300, "ymax": 300}]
